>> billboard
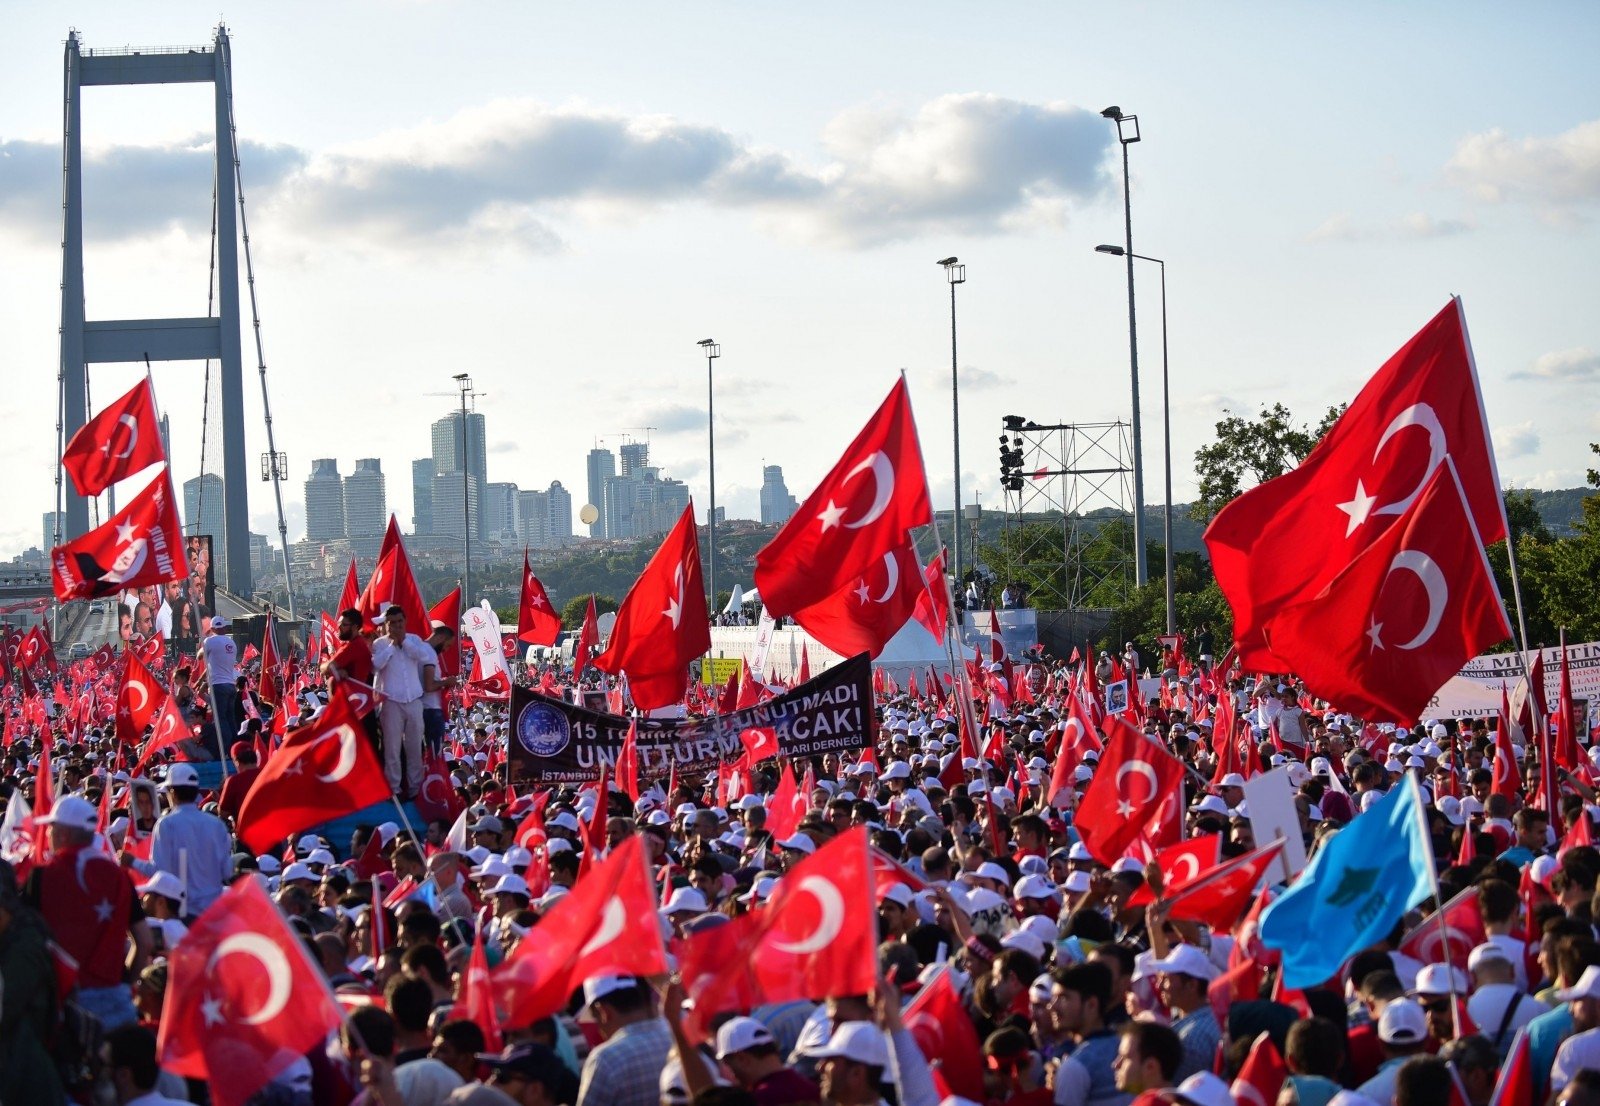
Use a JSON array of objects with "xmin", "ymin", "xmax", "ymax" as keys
[{"xmin": 117, "ymin": 534, "xmax": 215, "ymax": 650}]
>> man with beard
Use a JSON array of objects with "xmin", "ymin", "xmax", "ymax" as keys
[{"xmin": 324, "ymin": 606, "xmax": 381, "ymax": 754}]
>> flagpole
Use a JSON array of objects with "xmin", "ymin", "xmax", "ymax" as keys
[{"xmin": 1406, "ymin": 771, "xmax": 1461, "ymax": 1038}]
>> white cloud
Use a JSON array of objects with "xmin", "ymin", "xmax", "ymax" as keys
[
  {"xmin": 1510, "ymin": 347, "xmax": 1600, "ymax": 382},
  {"xmin": 1495, "ymin": 420, "xmax": 1541, "ymax": 459},
  {"xmin": 1307, "ymin": 210, "xmax": 1474, "ymax": 242},
  {"xmin": 0, "ymin": 94, "xmax": 1113, "ymax": 254},
  {"xmin": 1447, "ymin": 119, "xmax": 1600, "ymax": 214}
]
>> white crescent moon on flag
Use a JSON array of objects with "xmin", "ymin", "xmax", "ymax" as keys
[
  {"xmin": 579, "ymin": 896, "xmax": 626, "ymax": 958},
  {"xmin": 125, "ymin": 679, "xmax": 148, "ymax": 713},
  {"xmin": 1385, "ymin": 550, "xmax": 1448, "ymax": 650},
  {"xmin": 1168, "ymin": 853, "xmax": 1202, "ymax": 885},
  {"xmin": 1371, "ymin": 404, "xmax": 1447, "ymax": 520},
  {"xmin": 114, "ymin": 414, "xmax": 139, "ymax": 460},
  {"xmin": 209, "ymin": 932, "xmax": 292, "ymax": 1025},
  {"xmin": 1115, "ymin": 761, "xmax": 1160, "ymax": 803},
  {"xmin": 841, "ymin": 452, "xmax": 894, "ymax": 530},
  {"xmin": 314, "ymin": 724, "xmax": 359, "ymax": 783},
  {"xmin": 871, "ymin": 551, "xmax": 900, "ymax": 604},
  {"xmin": 771, "ymin": 876, "xmax": 845, "ymax": 954}
]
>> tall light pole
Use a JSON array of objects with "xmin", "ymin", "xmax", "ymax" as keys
[
  {"xmin": 937, "ymin": 257, "xmax": 966, "ymax": 603},
  {"xmin": 1097, "ymin": 245, "xmax": 1172, "ymax": 633},
  {"xmin": 698, "ymin": 338, "xmax": 721, "ymax": 618},
  {"xmin": 453, "ymin": 372, "xmax": 473, "ymax": 608},
  {"xmin": 1101, "ymin": 106, "xmax": 1148, "ymax": 587}
]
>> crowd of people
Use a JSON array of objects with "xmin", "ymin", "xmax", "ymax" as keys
[{"xmin": 2, "ymin": 621, "xmax": 1598, "ymax": 1106}]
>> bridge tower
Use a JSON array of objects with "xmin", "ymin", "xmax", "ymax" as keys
[{"xmin": 58, "ymin": 26, "xmax": 252, "ymax": 595}]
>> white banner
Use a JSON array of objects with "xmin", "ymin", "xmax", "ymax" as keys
[
  {"xmin": 750, "ymin": 605, "xmax": 777, "ymax": 677},
  {"xmin": 462, "ymin": 600, "xmax": 511, "ymax": 682},
  {"xmin": 1425, "ymin": 639, "xmax": 1600, "ymax": 726}
]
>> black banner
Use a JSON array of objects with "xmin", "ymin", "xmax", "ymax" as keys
[{"xmin": 508, "ymin": 652, "xmax": 875, "ymax": 785}]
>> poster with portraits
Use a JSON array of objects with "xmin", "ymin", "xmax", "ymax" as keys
[{"xmin": 117, "ymin": 534, "xmax": 214, "ymax": 650}]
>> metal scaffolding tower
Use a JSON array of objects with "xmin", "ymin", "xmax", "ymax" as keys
[{"xmin": 997, "ymin": 419, "xmax": 1136, "ymax": 609}]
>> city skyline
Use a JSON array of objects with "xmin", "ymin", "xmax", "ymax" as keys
[{"xmin": 1, "ymin": 4, "xmax": 1596, "ymax": 565}]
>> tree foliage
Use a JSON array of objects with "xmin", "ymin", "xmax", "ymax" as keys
[
  {"xmin": 1190, "ymin": 403, "xmax": 1346, "ymax": 523},
  {"xmin": 559, "ymin": 594, "xmax": 618, "ymax": 627}
]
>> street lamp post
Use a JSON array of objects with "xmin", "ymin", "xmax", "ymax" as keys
[
  {"xmin": 1101, "ymin": 106, "xmax": 1148, "ymax": 587},
  {"xmin": 937, "ymin": 257, "xmax": 966, "ymax": 602},
  {"xmin": 1096, "ymin": 244, "xmax": 1172, "ymax": 633},
  {"xmin": 453, "ymin": 373, "xmax": 473, "ymax": 608},
  {"xmin": 698, "ymin": 339, "xmax": 721, "ymax": 618}
]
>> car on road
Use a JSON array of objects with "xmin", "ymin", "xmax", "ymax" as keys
[{"xmin": 68, "ymin": 642, "xmax": 91, "ymax": 661}]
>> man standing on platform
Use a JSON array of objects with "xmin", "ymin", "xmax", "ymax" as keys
[{"xmin": 372, "ymin": 604, "xmax": 436, "ymax": 800}]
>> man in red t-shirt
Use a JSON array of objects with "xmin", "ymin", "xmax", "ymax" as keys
[
  {"xmin": 217, "ymin": 740, "xmax": 262, "ymax": 822},
  {"xmin": 28, "ymin": 795, "xmax": 152, "ymax": 1030},
  {"xmin": 323, "ymin": 606, "xmax": 379, "ymax": 752}
]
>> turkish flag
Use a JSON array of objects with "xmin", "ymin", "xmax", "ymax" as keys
[
  {"xmin": 116, "ymin": 651, "xmax": 164, "ymax": 745},
  {"xmin": 429, "ymin": 588, "xmax": 462, "ymax": 678},
  {"xmin": 338, "ymin": 558, "xmax": 361, "ymax": 614},
  {"xmin": 904, "ymin": 968, "xmax": 984, "ymax": 1102},
  {"xmin": 235, "ymin": 692, "xmax": 391, "ymax": 853},
  {"xmin": 16, "ymin": 626, "xmax": 57, "ymax": 673},
  {"xmin": 1126, "ymin": 836, "xmax": 1222, "ymax": 908},
  {"xmin": 1230, "ymin": 1031, "xmax": 1288, "ymax": 1106},
  {"xmin": 158, "ymin": 875, "xmax": 343, "ymax": 1106},
  {"xmin": 791, "ymin": 540, "xmax": 923, "ymax": 659},
  {"xmin": 754, "ymin": 378, "xmax": 932, "ymax": 618},
  {"xmin": 911, "ymin": 548, "xmax": 950, "ymax": 643},
  {"xmin": 594, "ymin": 503, "xmax": 711, "ymax": 711},
  {"xmin": 616, "ymin": 718, "xmax": 640, "ymax": 803},
  {"xmin": 456, "ymin": 926, "xmax": 504, "ymax": 1052},
  {"xmin": 1073, "ymin": 716, "xmax": 1186, "ymax": 865},
  {"xmin": 357, "ymin": 518, "xmax": 429, "ymax": 635},
  {"xmin": 1162, "ymin": 841, "xmax": 1286, "ymax": 931},
  {"xmin": 51, "ymin": 471, "xmax": 189, "ymax": 602},
  {"xmin": 1262, "ymin": 461, "xmax": 1511, "ymax": 724},
  {"xmin": 572, "ymin": 595, "xmax": 598, "ymax": 679},
  {"xmin": 679, "ymin": 826, "xmax": 877, "ymax": 1036},
  {"xmin": 257, "ymin": 613, "xmax": 280, "ymax": 707},
  {"xmin": 739, "ymin": 726, "xmax": 780, "ymax": 763},
  {"xmin": 1397, "ymin": 886, "xmax": 1486, "ymax": 971},
  {"xmin": 328, "ymin": 675, "xmax": 377, "ymax": 718},
  {"xmin": 1045, "ymin": 694, "xmax": 1103, "ymax": 805},
  {"xmin": 62, "ymin": 376, "xmax": 167, "ymax": 497},
  {"xmin": 1206, "ymin": 299, "xmax": 1506, "ymax": 670},
  {"xmin": 136, "ymin": 695, "xmax": 194, "ymax": 771},
  {"xmin": 763, "ymin": 764, "xmax": 809, "ymax": 842},
  {"xmin": 1488, "ymin": 1028, "xmax": 1533, "ymax": 1106},
  {"xmin": 491, "ymin": 835, "xmax": 667, "ymax": 1027},
  {"xmin": 518, "ymin": 555, "xmax": 562, "ymax": 646}
]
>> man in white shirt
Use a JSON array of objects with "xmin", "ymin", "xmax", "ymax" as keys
[
  {"xmin": 201, "ymin": 615, "xmax": 238, "ymax": 758},
  {"xmin": 371, "ymin": 605, "xmax": 437, "ymax": 799},
  {"xmin": 1465, "ymin": 942, "xmax": 1547, "ymax": 1058}
]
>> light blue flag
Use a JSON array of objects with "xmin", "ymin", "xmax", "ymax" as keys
[{"xmin": 1259, "ymin": 774, "xmax": 1436, "ymax": 987}]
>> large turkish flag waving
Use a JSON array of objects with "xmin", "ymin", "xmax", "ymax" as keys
[
  {"xmin": 115, "ymin": 651, "xmax": 164, "ymax": 746},
  {"xmin": 1206, "ymin": 299, "xmax": 1505, "ymax": 670},
  {"xmin": 62, "ymin": 376, "xmax": 167, "ymax": 497},
  {"xmin": 158, "ymin": 876, "xmax": 343, "ymax": 1106},
  {"xmin": 357, "ymin": 518, "xmax": 429, "ymax": 634},
  {"xmin": 236, "ymin": 691, "xmax": 392, "ymax": 854},
  {"xmin": 755, "ymin": 377, "xmax": 931, "ymax": 618},
  {"xmin": 491, "ymin": 835, "xmax": 667, "ymax": 1027},
  {"xmin": 593, "ymin": 503, "xmax": 710, "ymax": 710},
  {"xmin": 791, "ymin": 540, "xmax": 924, "ymax": 659},
  {"xmin": 1262, "ymin": 460, "xmax": 1511, "ymax": 724},
  {"xmin": 518, "ymin": 555, "xmax": 562, "ymax": 646},
  {"xmin": 679, "ymin": 825, "xmax": 877, "ymax": 1038},
  {"xmin": 1073, "ymin": 717, "xmax": 1187, "ymax": 866},
  {"xmin": 51, "ymin": 471, "xmax": 188, "ymax": 602}
]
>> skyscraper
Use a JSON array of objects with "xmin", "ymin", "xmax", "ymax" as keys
[
  {"xmin": 411, "ymin": 458, "xmax": 435, "ymax": 534},
  {"xmin": 432, "ymin": 472, "xmax": 482, "ymax": 540},
  {"xmin": 760, "ymin": 465, "xmax": 798, "ymax": 526},
  {"xmin": 432, "ymin": 409, "xmax": 487, "ymax": 538},
  {"xmin": 619, "ymin": 440, "xmax": 649, "ymax": 477},
  {"xmin": 343, "ymin": 459, "xmax": 387, "ymax": 538},
  {"xmin": 43, "ymin": 511, "xmax": 61, "ymax": 552},
  {"xmin": 303, "ymin": 459, "xmax": 346, "ymax": 541},
  {"xmin": 546, "ymin": 480, "xmax": 573, "ymax": 545},
  {"xmin": 519, "ymin": 488, "xmax": 550, "ymax": 548},
  {"xmin": 585, "ymin": 447, "xmax": 615, "ymax": 539},
  {"xmin": 484, "ymin": 482, "xmax": 521, "ymax": 541}
]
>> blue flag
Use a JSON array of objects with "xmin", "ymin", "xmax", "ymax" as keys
[{"xmin": 1259, "ymin": 774, "xmax": 1436, "ymax": 987}]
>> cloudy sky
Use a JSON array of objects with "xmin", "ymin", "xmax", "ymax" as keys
[{"xmin": 2, "ymin": 1, "xmax": 1597, "ymax": 560}]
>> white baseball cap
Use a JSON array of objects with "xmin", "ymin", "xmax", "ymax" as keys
[
  {"xmin": 1148, "ymin": 944, "xmax": 1220, "ymax": 982},
  {"xmin": 37, "ymin": 795, "xmax": 98, "ymax": 833},
  {"xmin": 715, "ymin": 1016, "xmax": 776, "ymax": 1059},
  {"xmin": 1377, "ymin": 998, "xmax": 1428, "ymax": 1044},
  {"xmin": 807, "ymin": 1021, "xmax": 889, "ymax": 1067},
  {"xmin": 582, "ymin": 975, "xmax": 639, "ymax": 1006},
  {"xmin": 664, "ymin": 887, "xmax": 710, "ymax": 915},
  {"xmin": 134, "ymin": 871, "xmax": 185, "ymax": 902}
]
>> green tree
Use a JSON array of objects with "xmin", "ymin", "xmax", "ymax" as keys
[
  {"xmin": 1190, "ymin": 402, "xmax": 1346, "ymax": 523},
  {"xmin": 560, "ymin": 594, "xmax": 617, "ymax": 627}
]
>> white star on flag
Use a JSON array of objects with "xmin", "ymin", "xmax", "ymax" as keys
[
  {"xmin": 1336, "ymin": 480, "xmax": 1378, "ymax": 537},
  {"xmin": 817, "ymin": 501, "xmax": 847, "ymax": 531}
]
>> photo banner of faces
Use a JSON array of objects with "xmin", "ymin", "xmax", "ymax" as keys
[{"xmin": 117, "ymin": 534, "xmax": 215, "ymax": 650}]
